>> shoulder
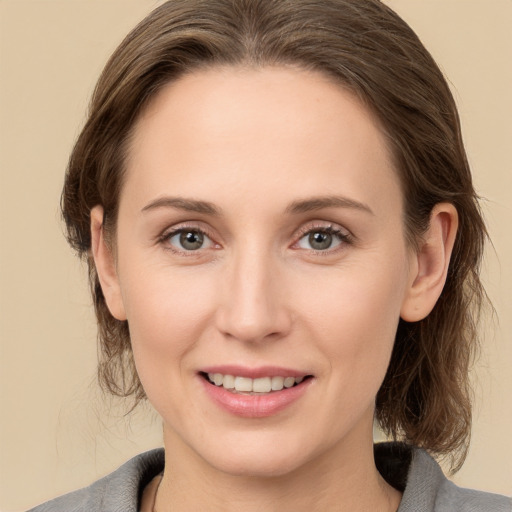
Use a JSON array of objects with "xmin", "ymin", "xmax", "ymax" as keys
[
  {"xmin": 436, "ymin": 479, "xmax": 512, "ymax": 512},
  {"xmin": 404, "ymin": 447, "xmax": 511, "ymax": 512},
  {"xmin": 27, "ymin": 448, "xmax": 165, "ymax": 512},
  {"xmin": 375, "ymin": 442, "xmax": 511, "ymax": 512}
]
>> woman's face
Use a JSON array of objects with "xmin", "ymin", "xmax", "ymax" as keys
[{"xmin": 100, "ymin": 67, "xmax": 418, "ymax": 476}]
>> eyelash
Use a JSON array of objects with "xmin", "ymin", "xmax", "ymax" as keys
[
  {"xmin": 293, "ymin": 224, "xmax": 353, "ymax": 255},
  {"xmin": 157, "ymin": 222, "xmax": 353, "ymax": 256},
  {"xmin": 157, "ymin": 224, "xmax": 217, "ymax": 256}
]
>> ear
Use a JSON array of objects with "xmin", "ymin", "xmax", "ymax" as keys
[
  {"xmin": 90, "ymin": 206, "xmax": 127, "ymax": 321},
  {"xmin": 401, "ymin": 203, "xmax": 458, "ymax": 322}
]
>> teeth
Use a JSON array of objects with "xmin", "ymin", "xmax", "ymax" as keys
[
  {"xmin": 252, "ymin": 377, "xmax": 271, "ymax": 393},
  {"xmin": 283, "ymin": 377, "xmax": 295, "ymax": 388},
  {"xmin": 206, "ymin": 373, "xmax": 306, "ymax": 393},
  {"xmin": 271, "ymin": 376, "xmax": 284, "ymax": 390},
  {"xmin": 234, "ymin": 376, "xmax": 253, "ymax": 392},
  {"xmin": 222, "ymin": 374, "xmax": 235, "ymax": 389}
]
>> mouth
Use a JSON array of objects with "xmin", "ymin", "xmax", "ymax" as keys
[
  {"xmin": 200, "ymin": 372, "xmax": 313, "ymax": 395},
  {"xmin": 199, "ymin": 368, "xmax": 314, "ymax": 417}
]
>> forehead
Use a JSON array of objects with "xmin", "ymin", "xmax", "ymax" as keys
[{"xmin": 123, "ymin": 66, "xmax": 401, "ymax": 217}]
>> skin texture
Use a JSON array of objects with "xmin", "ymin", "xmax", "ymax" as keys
[{"xmin": 91, "ymin": 66, "xmax": 457, "ymax": 511}]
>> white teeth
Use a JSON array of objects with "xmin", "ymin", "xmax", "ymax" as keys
[
  {"xmin": 222, "ymin": 374, "xmax": 235, "ymax": 389},
  {"xmin": 271, "ymin": 376, "xmax": 284, "ymax": 391},
  {"xmin": 252, "ymin": 377, "xmax": 272, "ymax": 393},
  {"xmin": 206, "ymin": 373, "xmax": 306, "ymax": 393},
  {"xmin": 283, "ymin": 377, "xmax": 295, "ymax": 388},
  {"xmin": 234, "ymin": 376, "xmax": 253, "ymax": 392}
]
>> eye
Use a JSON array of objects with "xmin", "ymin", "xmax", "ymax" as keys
[
  {"xmin": 166, "ymin": 229, "xmax": 214, "ymax": 251},
  {"xmin": 296, "ymin": 226, "xmax": 348, "ymax": 251}
]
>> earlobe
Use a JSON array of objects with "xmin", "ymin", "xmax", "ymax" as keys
[
  {"xmin": 90, "ymin": 206, "xmax": 127, "ymax": 321},
  {"xmin": 400, "ymin": 203, "xmax": 458, "ymax": 322}
]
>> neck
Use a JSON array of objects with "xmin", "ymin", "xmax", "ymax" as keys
[{"xmin": 154, "ymin": 425, "xmax": 401, "ymax": 512}]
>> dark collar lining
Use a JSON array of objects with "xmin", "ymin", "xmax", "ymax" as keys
[{"xmin": 374, "ymin": 442, "xmax": 413, "ymax": 493}]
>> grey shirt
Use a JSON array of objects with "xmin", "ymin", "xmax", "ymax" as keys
[{"xmin": 28, "ymin": 443, "xmax": 511, "ymax": 512}]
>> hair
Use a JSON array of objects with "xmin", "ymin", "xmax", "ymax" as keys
[{"xmin": 62, "ymin": 0, "xmax": 487, "ymax": 471}]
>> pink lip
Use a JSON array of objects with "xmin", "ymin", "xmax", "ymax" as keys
[
  {"xmin": 198, "ymin": 367, "xmax": 313, "ymax": 418},
  {"xmin": 200, "ymin": 365, "xmax": 309, "ymax": 379}
]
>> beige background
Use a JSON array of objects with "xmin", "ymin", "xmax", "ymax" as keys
[{"xmin": 0, "ymin": 1, "xmax": 511, "ymax": 510}]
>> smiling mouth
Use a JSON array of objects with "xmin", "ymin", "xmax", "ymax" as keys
[{"xmin": 201, "ymin": 372, "xmax": 312, "ymax": 394}]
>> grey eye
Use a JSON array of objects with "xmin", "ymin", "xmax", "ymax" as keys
[
  {"xmin": 297, "ymin": 229, "xmax": 343, "ymax": 251},
  {"xmin": 308, "ymin": 231, "xmax": 333, "ymax": 250},
  {"xmin": 168, "ymin": 230, "xmax": 212, "ymax": 251},
  {"xmin": 180, "ymin": 231, "xmax": 204, "ymax": 250}
]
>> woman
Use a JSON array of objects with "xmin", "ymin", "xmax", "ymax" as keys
[{"xmin": 28, "ymin": 0, "xmax": 511, "ymax": 510}]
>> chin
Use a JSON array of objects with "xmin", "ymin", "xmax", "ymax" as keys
[
  {"xmin": 212, "ymin": 452, "xmax": 306, "ymax": 479},
  {"xmin": 196, "ymin": 431, "xmax": 319, "ymax": 479}
]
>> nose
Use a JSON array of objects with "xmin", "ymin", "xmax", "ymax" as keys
[{"xmin": 215, "ymin": 246, "xmax": 292, "ymax": 343}]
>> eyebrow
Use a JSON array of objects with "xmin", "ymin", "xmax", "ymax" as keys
[
  {"xmin": 141, "ymin": 197, "xmax": 221, "ymax": 215},
  {"xmin": 141, "ymin": 194, "xmax": 373, "ymax": 217},
  {"xmin": 285, "ymin": 196, "xmax": 374, "ymax": 216}
]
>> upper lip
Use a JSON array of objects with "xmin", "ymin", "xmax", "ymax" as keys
[{"xmin": 200, "ymin": 365, "xmax": 311, "ymax": 379}]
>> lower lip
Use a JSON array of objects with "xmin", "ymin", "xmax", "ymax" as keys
[{"xmin": 200, "ymin": 377, "xmax": 312, "ymax": 418}]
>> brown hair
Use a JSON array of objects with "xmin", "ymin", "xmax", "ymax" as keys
[{"xmin": 62, "ymin": 0, "xmax": 486, "ymax": 470}]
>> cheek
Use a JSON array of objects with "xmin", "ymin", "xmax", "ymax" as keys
[
  {"xmin": 299, "ymin": 253, "xmax": 408, "ymax": 377},
  {"xmin": 117, "ymin": 264, "xmax": 219, "ymax": 375}
]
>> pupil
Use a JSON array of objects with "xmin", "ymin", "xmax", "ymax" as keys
[
  {"xmin": 180, "ymin": 231, "xmax": 204, "ymax": 250},
  {"xmin": 309, "ymin": 231, "xmax": 332, "ymax": 250}
]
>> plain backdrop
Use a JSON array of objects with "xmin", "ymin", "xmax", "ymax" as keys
[{"xmin": 1, "ymin": 1, "xmax": 511, "ymax": 510}]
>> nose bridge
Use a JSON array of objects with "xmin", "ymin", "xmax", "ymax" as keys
[{"xmin": 216, "ymin": 240, "xmax": 290, "ymax": 342}]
